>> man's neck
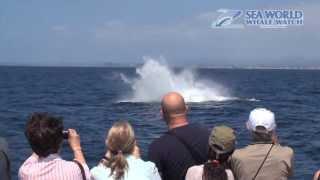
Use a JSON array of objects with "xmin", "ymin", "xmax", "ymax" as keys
[
  {"xmin": 168, "ymin": 118, "xmax": 189, "ymax": 130},
  {"xmin": 252, "ymin": 140, "xmax": 273, "ymax": 144}
]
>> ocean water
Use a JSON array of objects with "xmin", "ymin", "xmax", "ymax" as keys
[{"xmin": 0, "ymin": 65, "xmax": 320, "ymax": 179}]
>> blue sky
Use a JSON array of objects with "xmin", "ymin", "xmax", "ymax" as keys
[{"xmin": 0, "ymin": 0, "xmax": 319, "ymax": 67}]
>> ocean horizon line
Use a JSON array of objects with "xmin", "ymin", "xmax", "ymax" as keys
[{"xmin": 1, "ymin": 64, "xmax": 320, "ymax": 70}]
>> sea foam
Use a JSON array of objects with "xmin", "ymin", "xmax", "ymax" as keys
[{"xmin": 120, "ymin": 57, "xmax": 236, "ymax": 102}]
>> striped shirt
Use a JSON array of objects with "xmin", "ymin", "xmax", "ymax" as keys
[{"xmin": 19, "ymin": 153, "xmax": 90, "ymax": 180}]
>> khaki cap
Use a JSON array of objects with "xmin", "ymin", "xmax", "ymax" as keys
[{"xmin": 209, "ymin": 125, "xmax": 236, "ymax": 153}]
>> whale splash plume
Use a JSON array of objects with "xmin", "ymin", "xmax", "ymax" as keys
[{"xmin": 120, "ymin": 58, "xmax": 236, "ymax": 102}]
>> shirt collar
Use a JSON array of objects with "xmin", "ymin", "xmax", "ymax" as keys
[
  {"xmin": 37, "ymin": 153, "xmax": 61, "ymax": 162},
  {"xmin": 251, "ymin": 141, "xmax": 274, "ymax": 145}
]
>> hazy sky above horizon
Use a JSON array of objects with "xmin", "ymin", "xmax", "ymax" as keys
[{"xmin": 0, "ymin": 0, "xmax": 319, "ymax": 67}]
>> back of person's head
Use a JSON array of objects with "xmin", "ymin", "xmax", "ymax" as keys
[
  {"xmin": 203, "ymin": 126, "xmax": 236, "ymax": 180},
  {"xmin": 103, "ymin": 121, "xmax": 135, "ymax": 180},
  {"xmin": 247, "ymin": 108, "xmax": 276, "ymax": 142},
  {"xmin": 161, "ymin": 92, "xmax": 187, "ymax": 123},
  {"xmin": 25, "ymin": 112, "xmax": 64, "ymax": 158}
]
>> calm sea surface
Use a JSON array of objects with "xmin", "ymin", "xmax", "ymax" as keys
[{"xmin": 0, "ymin": 66, "xmax": 319, "ymax": 179}]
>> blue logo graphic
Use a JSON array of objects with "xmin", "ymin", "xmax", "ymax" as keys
[{"xmin": 211, "ymin": 9, "xmax": 244, "ymax": 28}]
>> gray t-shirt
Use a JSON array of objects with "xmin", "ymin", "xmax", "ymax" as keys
[{"xmin": 0, "ymin": 137, "xmax": 11, "ymax": 180}]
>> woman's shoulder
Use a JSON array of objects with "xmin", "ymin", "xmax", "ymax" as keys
[
  {"xmin": 127, "ymin": 156, "xmax": 157, "ymax": 170},
  {"xmin": 90, "ymin": 164, "xmax": 112, "ymax": 180},
  {"xmin": 185, "ymin": 165, "xmax": 204, "ymax": 180},
  {"xmin": 187, "ymin": 164, "xmax": 204, "ymax": 173},
  {"xmin": 226, "ymin": 169, "xmax": 235, "ymax": 180},
  {"xmin": 127, "ymin": 156, "xmax": 160, "ymax": 178},
  {"xmin": 128, "ymin": 156, "xmax": 158, "ymax": 176}
]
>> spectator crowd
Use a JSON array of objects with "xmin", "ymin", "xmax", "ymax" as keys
[{"xmin": 2, "ymin": 92, "xmax": 314, "ymax": 180}]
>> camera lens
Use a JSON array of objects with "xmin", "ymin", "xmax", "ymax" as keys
[{"xmin": 62, "ymin": 130, "xmax": 69, "ymax": 139}]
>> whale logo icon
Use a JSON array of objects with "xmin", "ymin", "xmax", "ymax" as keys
[{"xmin": 212, "ymin": 9, "xmax": 243, "ymax": 28}]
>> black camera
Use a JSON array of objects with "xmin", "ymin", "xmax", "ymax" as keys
[{"xmin": 62, "ymin": 130, "xmax": 69, "ymax": 139}]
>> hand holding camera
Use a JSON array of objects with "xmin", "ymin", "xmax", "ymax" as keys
[
  {"xmin": 63, "ymin": 129, "xmax": 82, "ymax": 152},
  {"xmin": 63, "ymin": 129, "xmax": 85, "ymax": 164}
]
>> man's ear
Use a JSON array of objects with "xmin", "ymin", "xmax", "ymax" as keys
[
  {"xmin": 160, "ymin": 108, "xmax": 164, "ymax": 117},
  {"xmin": 272, "ymin": 131, "xmax": 278, "ymax": 144},
  {"xmin": 246, "ymin": 121, "xmax": 250, "ymax": 130}
]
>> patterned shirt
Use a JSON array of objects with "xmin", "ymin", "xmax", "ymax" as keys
[{"xmin": 19, "ymin": 153, "xmax": 91, "ymax": 180}]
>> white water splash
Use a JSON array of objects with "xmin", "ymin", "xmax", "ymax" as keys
[
  {"xmin": 120, "ymin": 57, "xmax": 237, "ymax": 102},
  {"xmin": 246, "ymin": 98, "xmax": 261, "ymax": 102}
]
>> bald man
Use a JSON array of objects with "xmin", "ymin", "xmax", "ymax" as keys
[{"xmin": 148, "ymin": 92, "xmax": 210, "ymax": 180}]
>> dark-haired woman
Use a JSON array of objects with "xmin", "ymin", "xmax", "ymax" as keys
[
  {"xmin": 185, "ymin": 126, "xmax": 236, "ymax": 180},
  {"xmin": 90, "ymin": 121, "xmax": 161, "ymax": 180},
  {"xmin": 19, "ymin": 112, "xmax": 90, "ymax": 180}
]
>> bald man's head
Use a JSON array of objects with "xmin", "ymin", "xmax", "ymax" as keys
[{"xmin": 161, "ymin": 92, "xmax": 187, "ymax": 122}]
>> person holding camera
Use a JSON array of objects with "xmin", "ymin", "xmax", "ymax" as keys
[{"xmin": 19, "ymin": 112, "xmax": 90, "ymax": 180}]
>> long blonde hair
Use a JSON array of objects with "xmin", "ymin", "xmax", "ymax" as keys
[{"xmin": 102, "ymin": 121, "xmax": 136, "ymax": 180}]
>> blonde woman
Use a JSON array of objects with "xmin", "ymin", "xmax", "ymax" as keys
[{"xmin": 91, "ymin": 121, "xmax": 161, "ymax": 180}]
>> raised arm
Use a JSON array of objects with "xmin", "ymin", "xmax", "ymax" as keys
[{"xmin": 68, "ymin": 129, "xmax": 86, "ymax": 164}]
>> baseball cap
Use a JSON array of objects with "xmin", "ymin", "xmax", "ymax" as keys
[
  {"xmin": 209, "ymin": 125, "xmax": 236, "ymax": 154},
  {"xmin": 247, "ymin": 108, "xmax": 276, "ymax": 132}
]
